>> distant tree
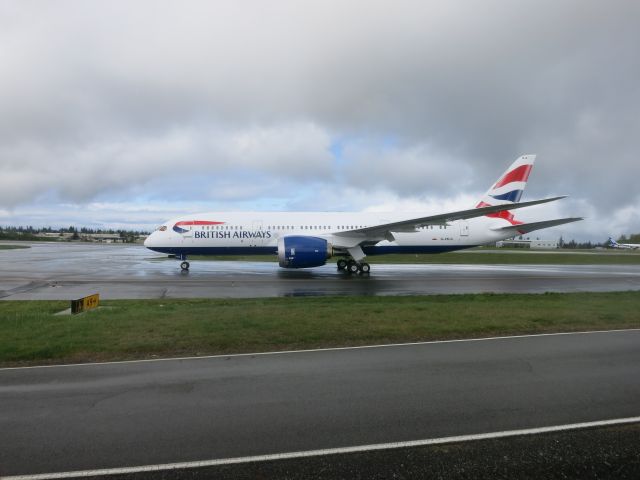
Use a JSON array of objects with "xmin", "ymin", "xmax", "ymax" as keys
[
  {"xmin": 0, "ymin": 224, "xmax": 149, "ymax": 241},
  {"xmin": 565, "ymin": 239, "xmax": 578, "ymax": 249}
]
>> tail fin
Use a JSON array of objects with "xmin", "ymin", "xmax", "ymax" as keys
[
  {"xmin": 476, "ymin": 154, "xmax": 536, "ymax": 226},
  {"xmin": 608, "ymin": 237, "xmax": 618, "ymax": 246}
]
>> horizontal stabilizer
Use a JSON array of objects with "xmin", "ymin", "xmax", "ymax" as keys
[{"xmin": 491, "ymin": 217, "xmax": 583, "ymax": 235}]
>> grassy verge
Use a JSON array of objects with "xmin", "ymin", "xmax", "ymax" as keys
[
  {"xmin": 370, "ymin": 251, "xmax": 640, "ymax": 264},
  {"xmin": 160, "ymin": 250, "xmax": 640, "ymax": 265},
  {"xmin": 1, "ymin": 292, "xmax": 639, "ymax": 366},
  {"xmin": 0, "ymin": 244, "xmax": 30, "ymax": 250}
]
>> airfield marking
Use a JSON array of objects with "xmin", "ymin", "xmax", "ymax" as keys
[{"xmin": 4, "ymin": 416, "xmax": 640, "ymax": 479}]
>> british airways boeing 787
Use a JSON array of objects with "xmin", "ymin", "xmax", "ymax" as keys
[{"xmin": 144, "ymin": 155, "xmax": 582, "ymax": 273}]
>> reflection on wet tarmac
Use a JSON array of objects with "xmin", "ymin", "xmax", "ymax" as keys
[{"xmin": 1, "ymin": 242, "xmax": 640, "ymax": 299}]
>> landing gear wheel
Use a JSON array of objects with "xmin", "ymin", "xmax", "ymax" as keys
[
  {"xmin": 180, "ymin": 261, "xmax": 190, "ymax": 271},
  {"xmin": 337, "ymin": 259, "xmax": 348, "ymax": 270},
  {"xmin": 359, "ymin": 263, "xmax": 370, "ymax": 274},
  {"xmin": 347, "ymin": 262, "xmax": 359, "ymax": 274}
]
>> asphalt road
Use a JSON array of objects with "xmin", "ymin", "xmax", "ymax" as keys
[
  {"xmin": 1, "ymin": 243, "xmax": 640, "ymax": 299},
  {"xmin": 1, "ymin": 330, "xmax": 639, "ymax": 476},
  {"xmin": 107, "ymin": 424, "xmax": 640, "ymax": 480}
]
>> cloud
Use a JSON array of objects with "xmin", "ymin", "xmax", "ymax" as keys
[
  {"xmin": 0, "ymin": 122, "xmax": 333, "ymax": 207},
  {"xmin": 0, "ymin": 0, "xmax": 639, "ymax": 239},
  {"xmin": 340, "ymin": 141, "xmax": 473, "ymax": 196}
]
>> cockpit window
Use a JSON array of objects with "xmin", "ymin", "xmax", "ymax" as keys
[{"xmin": 157, "ymin": 226, "xmax": 167, "ymax": 231}]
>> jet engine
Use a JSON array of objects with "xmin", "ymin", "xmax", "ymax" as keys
[{"xmin": 278, "ymin": 236, "xmax": 333, "ymax": 268}]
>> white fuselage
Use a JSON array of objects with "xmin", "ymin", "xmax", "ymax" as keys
[
  {"xmin": 144, "ymin": 211, "xmax": 513, "ymax": 257},
  {"xmin": 611, "ymin": 242, "xmax": 640, "ymax": 250}
]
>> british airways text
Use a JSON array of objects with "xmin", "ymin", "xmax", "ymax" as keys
[{"xmin": 193, "ymin": 230, "xmax": 272, "ymax": 239}]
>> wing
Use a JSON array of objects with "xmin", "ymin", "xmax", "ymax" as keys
[
  {"xmin": 491, "ymin": 217, "xmax": 583, "ymax": 235},
  {"xmin": 333, "ymin": 196, "xmax": 567, "ymax": 241}
]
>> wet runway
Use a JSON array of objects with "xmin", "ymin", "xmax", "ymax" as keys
[{"xmin": 1, "ymin": 242, "xmax": 640, "ymax": 300}]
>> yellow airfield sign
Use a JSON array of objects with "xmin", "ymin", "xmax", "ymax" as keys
[{"xmin": 71, "ymin": 293, "xmax": 100, "ymax": 315}]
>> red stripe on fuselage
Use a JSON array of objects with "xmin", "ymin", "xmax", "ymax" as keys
[
  {"xmin": 175, "ymin": 220, "xmax": 225, "ymax": 226},
  {"xmin": 493, "ymin": 164, "xmax": 532, "ymax": 189}
]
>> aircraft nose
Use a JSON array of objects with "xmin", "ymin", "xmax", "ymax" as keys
[{"xmin": 144, "ymin": 233, "xmax": 154, "ymax": 248}]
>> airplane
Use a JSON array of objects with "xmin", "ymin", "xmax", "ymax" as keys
[
  {"xmin": 608, "ymin": 237, "xmax": 640, "ymax": 250},
  {"xmin": 144, "ymin": 154, "xmax": 583, "ymax": 273}
]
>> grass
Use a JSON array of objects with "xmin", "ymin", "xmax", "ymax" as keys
[
  {"xmin": 1, "ymin": 292, "xmax": 639, "ymax": 366},
  {"xmin": 363, "ymin": 251, "xmax": 640, "ymax": 265},
  {"xmin": 162, "ymin": 250, "xmax": 640, "ymax": 265},
  {"xmin": 0, "ymin": 244, "xmax": 30, "ymax": 250}
]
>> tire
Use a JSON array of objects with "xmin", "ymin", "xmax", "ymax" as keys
[
  {"xmin": 348, "ymin": 263, "xmax": 359, "ymax": 274},
  {"xmin": 180, "ymin": 261, "xmax": 190, "ymax": 270},
  {"xmin": 337, "ymin": 259, "xmax": 348, "ymax": 270},
  {"xmin": 360, "ymin": 263, "xmax": 370, "ymax": 273}
]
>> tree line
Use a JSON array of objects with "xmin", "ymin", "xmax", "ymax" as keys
[
  {"xmin": 553, "ymin": 234, "xmax": 640, "ymax": 249},
  {"xmin": 0, "ymin": 225, "xmax": 149, "ymax": 242}
]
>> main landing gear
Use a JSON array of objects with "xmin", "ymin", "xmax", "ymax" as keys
[
  {"xmin": 180, "ymin": 261, "xmax": 190, "ymax": 271},
  {"xmin": 337, "ymin": 258, "xmax": 370, "ymax": 274}
]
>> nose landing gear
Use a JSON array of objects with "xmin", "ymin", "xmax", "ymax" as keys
[{"xmin": 175, "ymin": 253, "xmax": 190, "ymax": 271}]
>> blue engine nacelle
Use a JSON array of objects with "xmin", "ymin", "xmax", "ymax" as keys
[{"xmin": 278, "ymin": 236, "xmax": 333, "ymax": 268}]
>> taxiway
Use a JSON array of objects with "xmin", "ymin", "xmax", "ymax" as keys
[{"xmin": 1, "ymin": 243, "xmax": 640, "ymax": 299}]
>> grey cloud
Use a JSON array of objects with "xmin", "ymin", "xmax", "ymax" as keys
[
  {"xmin": 341, "ymin": 142, "xmax": 472, "ymax": 196},
  {"xmin": 0, "ymin": 122, "xmax": 333, "ymax": 207},
  {"xmin": 0, "ymin": 0, "xmax": 639, "ymax": 238}
]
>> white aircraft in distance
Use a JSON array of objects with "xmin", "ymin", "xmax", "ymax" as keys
[
  {"xmin": 608, "ymin": 237, "xmax": 640, "ymax": 250},
  {"xmin": 145, "ymin": 155, "xmax": 582, "ymax": 273}
]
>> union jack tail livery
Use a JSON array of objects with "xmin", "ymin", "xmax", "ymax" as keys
[{"xmin": 476, "ymin": 154, "xmax": 536, "ymax": 227}]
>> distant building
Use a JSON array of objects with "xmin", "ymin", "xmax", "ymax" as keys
[
  {"xmin": 35, "ymin": 232, "xmax": 131, "ymax": 243},
  {"xmin": 36, "ymin": 232, "xmax": 74, "ymax": 239},
  {"xmin": 4, "ymin": 228, "xmax": 146, "ymax": 243},
  {"xmin": 80, "ymin": 233, "xmax": 124, "ymax": 243},
  {"xmin": 496, "ymin": 237, "xmax": 558, "ymax": 249}
]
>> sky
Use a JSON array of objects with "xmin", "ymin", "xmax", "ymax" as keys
[{"xmin": 0, "ymin": 0, "xmax": 639, "ymax": 240}]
